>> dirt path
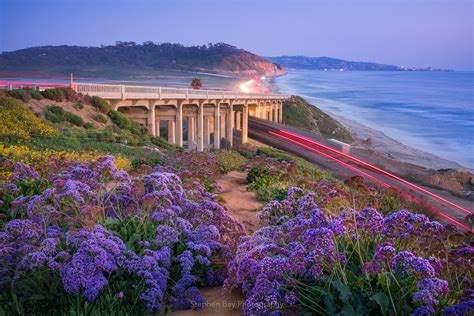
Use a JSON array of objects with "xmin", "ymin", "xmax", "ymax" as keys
[
  {"xmin": 216, "ymin": 171, "xmax": 263, "ymax": 233},
  {"xmin": 171, "ymin": 171, "xmax": 262, "ymax": 315}
]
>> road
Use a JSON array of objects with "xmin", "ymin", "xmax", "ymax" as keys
[{"xmin": 248, "ymin": 116, "xmax": 473, "ymax": 232}]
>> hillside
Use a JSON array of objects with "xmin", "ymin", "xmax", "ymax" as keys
[
  {"xmin": 0, "ymin": 42, "xmax": 285, "ymax": 78},
  {"xmin": 266, "ymin": 55, "xmax": 448, "ymax": 71},
  {"xmin": 282, "ymin": 95, "xmax": 353, "ymax": 143}
]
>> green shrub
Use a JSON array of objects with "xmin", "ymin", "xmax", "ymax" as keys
[
  {"xmin": 65, "ymin": 112, "xmax": 84, "ymax": 127},
  {"xmin": 61, "ymin": 87, "xmax": 77, "ymax": 101},
  {"xmin": 83, "ymin": 122, "xmax": 94, "ymax": 129},
  {"xmin": 255, "ymin": 185, "xmax": 288, "ymax": 203},
  {"xmin": 41, "ymin": 88, "xmax": 65, "ymax": 102},
  {"xmin": 73, "ymin": 102, "xmax": 84, "ymax": 110},
  {"xmin": 43, "ymin": 105, "xmax": 84, "ymax": 127},
  {"xmin": 217, "ymin": 150, "xmax": 247, "ymax": 173},
  {"xmin": 43, "ymin": 110, "xmax": 63, "ymax": 123},
  {"xmin": 43, "ymin": 106, "xmax": 66, "ymax": 123},
  {"xmin": 91, "ymin": 96, "xmax": 111, "ymax": 114},
  {"xmin": 246, "ymin": 165, "xmax": 268, "ymax": 184},
  {"xmin": 46, "ymin": 105, "xmax": 66, "ymax": 116},
  {"xmin": 6, "ymin": 89, "xmax": 32, "ymax": 102},
  {"xmin": 131, "ymin": 156, "xmax": 164, "ymax": 168},
  {"xmin": 91, "ymin": 113, "xmax": 108, "ymax": 124},
  {"xmin": 256, "ymin": 147, "xmax": 295, "ymax": 162},
  {"xmin": 150, "ymin": 136, "xmax": 182, "ymax": 151},
  {"xmin": 108, "ymin": 110, "xmax": 147, "ymax": 136},
  {"xmin": 30, "ymin": 90, "xmax": 44, "ymax": 100}
]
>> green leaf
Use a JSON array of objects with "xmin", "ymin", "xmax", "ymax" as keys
[
  {"xmin": 370, "ymin": 292, "xmax": 389, "ymax": 316},
  {"xmin": 104, "ymin": 217, "xmax": 120, "ymax": 227},
  {"xmin": 324, "ymin": 294, "xmax": 336, "ymax": 315},
  {"xmin": 333, "ymin": 279, "xmax": 351, "ymax": 304}
]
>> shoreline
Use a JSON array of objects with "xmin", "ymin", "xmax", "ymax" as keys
[
  {"xmin": 329, "ymin": 111, "xmax": 469, "ymax": 171},
  {"xmin": 268, "ymin": 75, "xmax": 472, "ymax": 172}
]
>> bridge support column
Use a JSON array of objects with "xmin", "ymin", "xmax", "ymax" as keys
[
  {"xmin": 188, "ymin": 117, "xmax": 196, "ymax": 150},
  {"xmin": 278, "ymin": 102, "xmax": 283, "ymax": 123},
  {"xmin": 220, "ymin": 114, "xmax": 225, "ymax": 147},
  {"xmin": 148, "ymin": 105, "xmax": 156, "ymax": 136},
  {"xmin": 168, "ymin": 120, "xmax": 175, "ymax": 144},
  {"xmin": 242, "ymin": 106, "xmax": 248, "ymax": 144},
  {"xmin": 214, "ymin": 103, "xmax": 220, "ymax": 149},
  {"xmin": 176, "ymin": 102, "xmax": 183, "ymax": 147},
  {"xmin": 236, "ymin": 111, "xmax": 241, "ymax": 130},
  {"xmin": 197, "ymin": 103, "xmax": 204, "ymax": 152},
  {"xmin": 204, "ymin": 116, "xmax": 210, "ymax": 148},
  {"xmin": 226, "ymin": 104, "xmax": 233, "ymax": 148},
  {"xmin": 156, "ymin": 120, "xmax": 161, "ymax": 138}
]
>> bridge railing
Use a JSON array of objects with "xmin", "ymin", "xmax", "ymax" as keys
[{"xmin": 73, "ymin": 83, "xmax": 289, "ymax": 100}]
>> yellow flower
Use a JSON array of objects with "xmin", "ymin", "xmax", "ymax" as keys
[
  {"xmin": 0, "ymin": 96, "xmax": 56, "ymax": 138},
  {"xmin": 0, "ymin": 144, "xmax": 132, "ymax": 177}
]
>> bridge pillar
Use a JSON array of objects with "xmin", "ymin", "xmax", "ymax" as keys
[
  {"xmin": 188, "ymin": 117, "xmax": 196, "ymax": 150},
  {"xmin": 168, "ymin": 120, "xmax": 175, "ymax": 144},
  {"xmin": 214, "ymin": 103, "xmax": 220, "ymax": 149},
  {"xmin": 242, "ymin": 106, "xmax": 248, "ymax": 144},
  {"xmin": 226, "ymin": 103, "xmax": 234, "ymax": 148},
  {"xmin": 278, "ymin": 102, "xmax": 283, "ymax": 123},
  {"xmin": 197, "ymin": 102, "xmax": 204, "ymax": 152},
  {"xmin": 220, "ymin": 113, "xmax": 226, "ymax": 146},
  {"xmin": 148, "ymin": 105, "xmax": 156, "ymax": 136},
  {"xmin": 204, "ymin": 116, "xmax": 210, "ymax": 148},
  {"xmin": 176, "ymin": 101, "xmax": 183, "ymax": 147},
  {"xmin": 236, "ymin": 111, "xmax": 241, "ymax": 130}
]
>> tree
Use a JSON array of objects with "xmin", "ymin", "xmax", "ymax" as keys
[{"xmin": 191, "ymin": 78, "xmax": 202, "ymax": 89}]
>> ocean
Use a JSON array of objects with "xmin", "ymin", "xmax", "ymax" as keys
[{"xmin": 275, "ymin": 70, "xmax": 474, "ymax": 169}]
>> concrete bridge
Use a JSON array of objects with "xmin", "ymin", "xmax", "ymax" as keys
[{"xmin": 72, "ymin": 83, "xmax": 289, "ymax": 151}]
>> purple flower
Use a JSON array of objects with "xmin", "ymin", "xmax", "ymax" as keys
[
  {"xmin": 413, "ymin": 278, "xmax": 449, "ymax": 308},
  {"xmin": 442, "ymin": 300, "xmax": 474, "ymax": 316},
  {"xmin": 413, "ymin": 305, "xmax": 435, "ymax": 316},
  {"xmin": 61, "ymin": 225, "xmax": 125, "ymax": 301},
  {"xmin": 155, "ymin": 225, "xmax": 180, "ymax": 246},
  {"xmin": 392, "ymin": 251, "xmax": 435, "ymax": 279}
]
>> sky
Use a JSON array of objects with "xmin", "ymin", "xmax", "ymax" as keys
[{"xmin": 1, "ymin": 0, "xmax": 473, "ymax": 70}]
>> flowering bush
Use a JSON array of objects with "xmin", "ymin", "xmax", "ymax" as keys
[
  {"xmin": 225, "ymin": 187, "xmax": 473, "ymax": 315},
  {"xmin": 156, "ymin": 151, "xmax": 222, "ymax": 192},
  {"xmin": 0, "ymin": 95, "xmax": 56, "ymax": 138},
  {"xmin": 0, "ymin": 155, "xmax": 245, "ymax": 314},
  {"xmin": 0, "ymin": 144, "xmax": 131, "ymax": 177}
]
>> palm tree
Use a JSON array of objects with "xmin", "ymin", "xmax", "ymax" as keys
[{"xmin": 191, "ymin": 78, "xmax": 202, "ymax": 89}]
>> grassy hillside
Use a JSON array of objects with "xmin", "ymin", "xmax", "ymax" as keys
[
  {"xmin": 0, "ymin": 42, "xmax": 285, "ymax": 77},
  {"xmin": 283, "ymin": 95, "xmax": 353, "ymax": 143},
  {"xmin": 0, "ymin": 89, "xmax": 181, "ymax": 170}
]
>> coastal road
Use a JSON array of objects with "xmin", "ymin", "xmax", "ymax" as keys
[{"xmin": 248, "ymin": 116, "xmax": 473, "ymax": 232}]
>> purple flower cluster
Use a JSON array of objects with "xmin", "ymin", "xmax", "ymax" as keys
[
  {"xmin": 226, "ymin": 187, "xmax": 465, "ymax": 315},
  {"xmin": 413, "ymin": 278, "xmax": 449, "ymax": 311},
  {"xmin": 61, "ymin": 225, "xmax": 125, "ymax": 301},
  {"xmin": 1, "ymin": 155, "xmax": 245, "ymax": 312}
]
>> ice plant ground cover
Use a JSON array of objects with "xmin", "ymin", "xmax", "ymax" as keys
[
  {"xmin": 224, "ymin": 187, "xmax": 473, "ymax": 315},
  {"xmin": 0, "ymin": 155, "xmax": 244, "ymax": 314}
]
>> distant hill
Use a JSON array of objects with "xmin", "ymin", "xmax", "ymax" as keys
[
  {"xmin": 0, "ymin": 42, "xmax": 285, "ymax": 78},
  {"xmin": 265, "ymin": 56, "xmax": 448, "ymax": 71}
]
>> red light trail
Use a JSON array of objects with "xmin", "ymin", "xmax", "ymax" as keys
[
  {"xmin": 277, "ymin": 129, "xmax": 473, "ymax": 216},
  {"xmin": 269, "ymin": 130, "xmax": 472, "ymax": 232}
]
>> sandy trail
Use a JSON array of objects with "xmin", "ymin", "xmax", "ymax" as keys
[
  {"xmin": 216, "ymin": 171, "xmax": 263, "ymax": 233},
  {"xmin": 171, "ymin": 171, "xmax": 262, "ymax": 316}
]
